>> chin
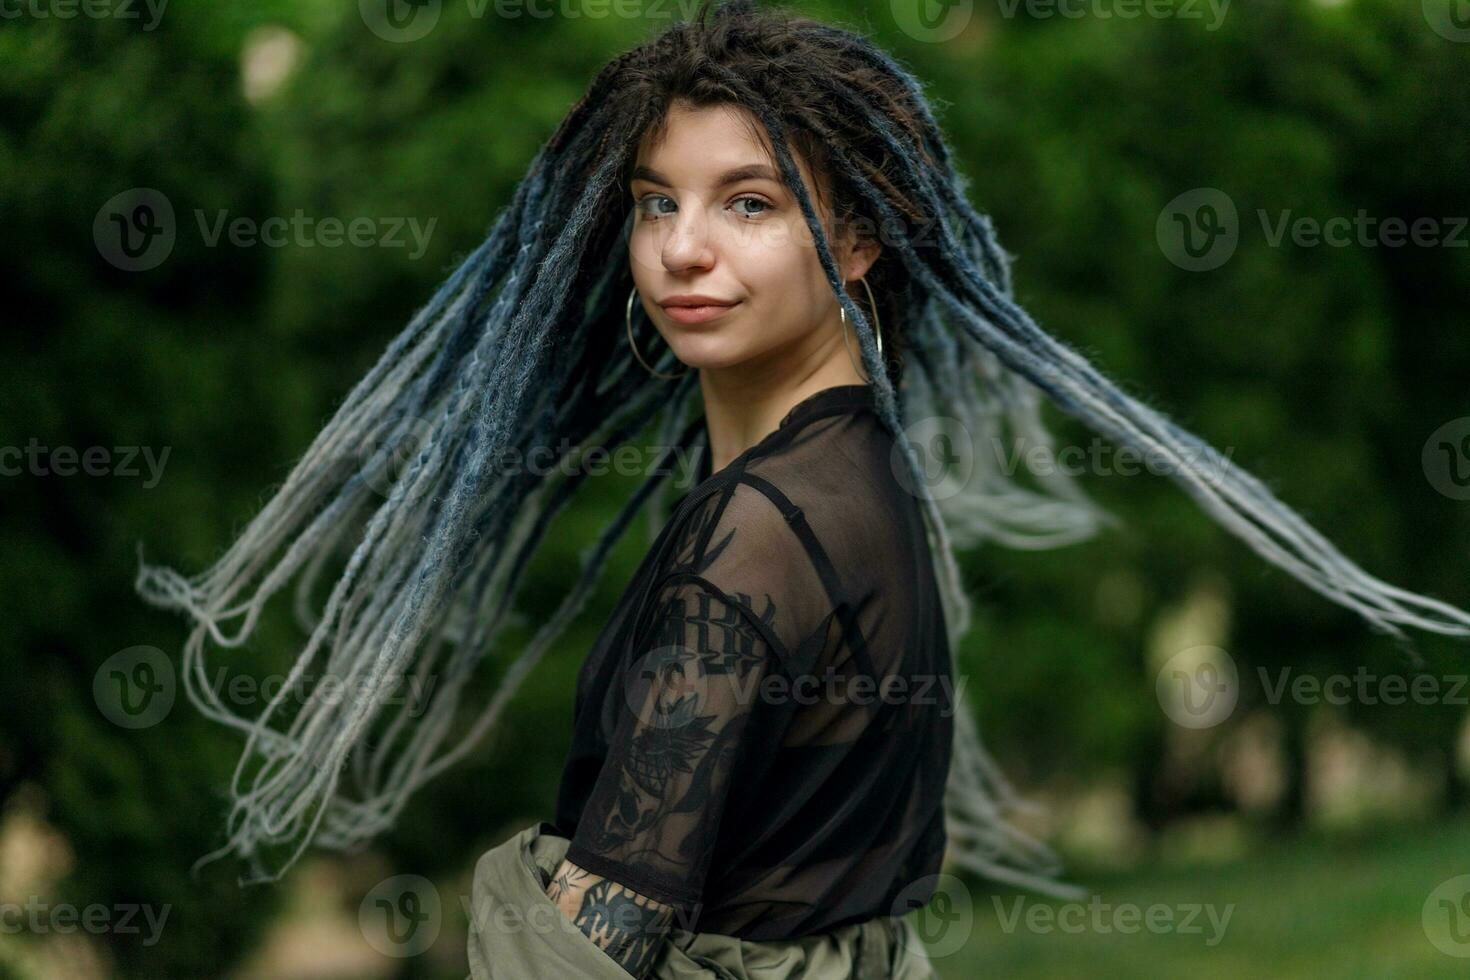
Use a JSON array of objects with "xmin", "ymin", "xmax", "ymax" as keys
[{"xmin": 663, "ymin": 332, "xmax": 759, "ymax": 371}]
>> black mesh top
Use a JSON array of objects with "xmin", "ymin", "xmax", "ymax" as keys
[{"xmin": 552, "ymin": 383, "xmax": 955, "ymax": 941}]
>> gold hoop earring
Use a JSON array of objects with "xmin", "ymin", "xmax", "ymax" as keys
[
  {"xmin": 627, "ymin": 286, "xmax": 688, "ymax": 380},
  {"xmin": 839, "ymin": 275, "xmax": 884, "ymax": 379}
]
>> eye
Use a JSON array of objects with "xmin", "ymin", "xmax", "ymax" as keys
[
  {"xmin": 635, "ymin": 193, "xmax": 676, "ymax": 220},
  {"xmin": 731, "ymin": 195, "xmax": 772, "ymax": 218}
]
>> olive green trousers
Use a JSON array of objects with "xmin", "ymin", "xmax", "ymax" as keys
[{"xmin": 466, "ymin": 822, "xmax": 940, "ymax": 980}]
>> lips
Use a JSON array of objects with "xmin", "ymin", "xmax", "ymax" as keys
[{"xmin": 659, "ymin": 295, "xmax": 741, "ymax": 325}]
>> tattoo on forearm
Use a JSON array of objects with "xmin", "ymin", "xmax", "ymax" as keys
[
  {"xmin": 570, "ymin": 878, "xmax": 674, "ymax": 977},
  {"xmin": 546, "ymin": 862, "xmax": 591, "ymax": 904}
]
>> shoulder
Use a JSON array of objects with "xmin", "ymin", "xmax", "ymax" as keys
[
  {"xmin": 660, "ymin": 479, "xmax": 829, "ymax": 667},
  {"xmin": 668, "ymin": 478, "xmax": 813, "ymax": 601},
  {"xmin": 746, "ymin": 404, "xmax": 901, "ymax": 523},
  {"xmin": 741, "ymin": 409, "xmax": 916, "ymax": 572}
]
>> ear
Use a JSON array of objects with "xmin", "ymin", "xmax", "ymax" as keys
[{"xmin": 842, "ymin": 235, "xmax": 882, "ymax": 283}]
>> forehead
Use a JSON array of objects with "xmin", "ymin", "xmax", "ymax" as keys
[
  {"xmin": 638, "ymin": 102, "xmax": 762, "ymax": 155},
  {"xmin": 633, "ymin": 102, "xmax": 814, "ymax": 187}
]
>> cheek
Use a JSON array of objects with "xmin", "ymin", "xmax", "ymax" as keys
[
  {"xmin": 738, "ymin": 229, "xmax": 828, "ymax": 316},
  {"xmin": 627, "ymin": 229, "xmax": 662, "ymax": 285}
]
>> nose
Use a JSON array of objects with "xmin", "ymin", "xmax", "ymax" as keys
[{"xmin": 660, "ymin": 206, "xmax": 715, "ymax": 273}]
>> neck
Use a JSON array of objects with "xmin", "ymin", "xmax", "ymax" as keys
[{"xmin": 696, "ymin": 321, "xmax": 868, "ymax": 475}]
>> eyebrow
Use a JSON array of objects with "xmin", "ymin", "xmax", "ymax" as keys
[{"xmin": 630, "ymin": 163, "xmax": 783, "ymax": 190}]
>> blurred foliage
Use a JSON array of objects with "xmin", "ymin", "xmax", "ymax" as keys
[{"xmin": 0, "ymin": 0, "xmax": 1466, "ymax": 976}]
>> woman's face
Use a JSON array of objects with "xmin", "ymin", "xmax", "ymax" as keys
[{"xmin": 626, "ymin": 101, "xmax": 878, "ymax": 378}]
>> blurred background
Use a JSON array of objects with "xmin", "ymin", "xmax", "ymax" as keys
[{"xmin": 3, "ymin": 0, "xmax": 1469, "ymax": 976}]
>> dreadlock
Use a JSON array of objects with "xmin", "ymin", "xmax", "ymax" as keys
[{"xmin": 136, "ymin": 0, "xmax": 1470, "ymax": 898}]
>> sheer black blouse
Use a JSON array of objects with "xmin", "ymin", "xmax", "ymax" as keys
[{"xmin": 552, "ymin": 383, "xmax": 954, "ymax": 941}]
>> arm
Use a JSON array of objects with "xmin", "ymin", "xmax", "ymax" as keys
[
  {"xmin": 552, "ymin": 575, "xmax": 781, "ymax": 976},
  {"xmin": 545, "ymin": 859, "xmax": 674, "ymax": 978}
]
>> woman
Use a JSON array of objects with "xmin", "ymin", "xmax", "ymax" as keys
[
  {"xmin": 525, "ymin": 86, "xmax": 957, "ymax": 975},
  {"xmin": 136, "ymin": 1, "xmax": 1470, "ymax": 977}
]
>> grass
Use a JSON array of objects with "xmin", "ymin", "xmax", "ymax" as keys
[{"xmin": 923, "ymin": 817, "xmax": 1470, "ymax": 980}]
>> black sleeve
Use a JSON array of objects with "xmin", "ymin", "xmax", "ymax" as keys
[{"xmin": 563, "ymin": 572, "xmax": 784, "ymax": 914}]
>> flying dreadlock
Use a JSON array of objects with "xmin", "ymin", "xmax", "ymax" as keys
[{"xmin": 136, "ymin": 0, "xmax": 1470, "ymax": 898}]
